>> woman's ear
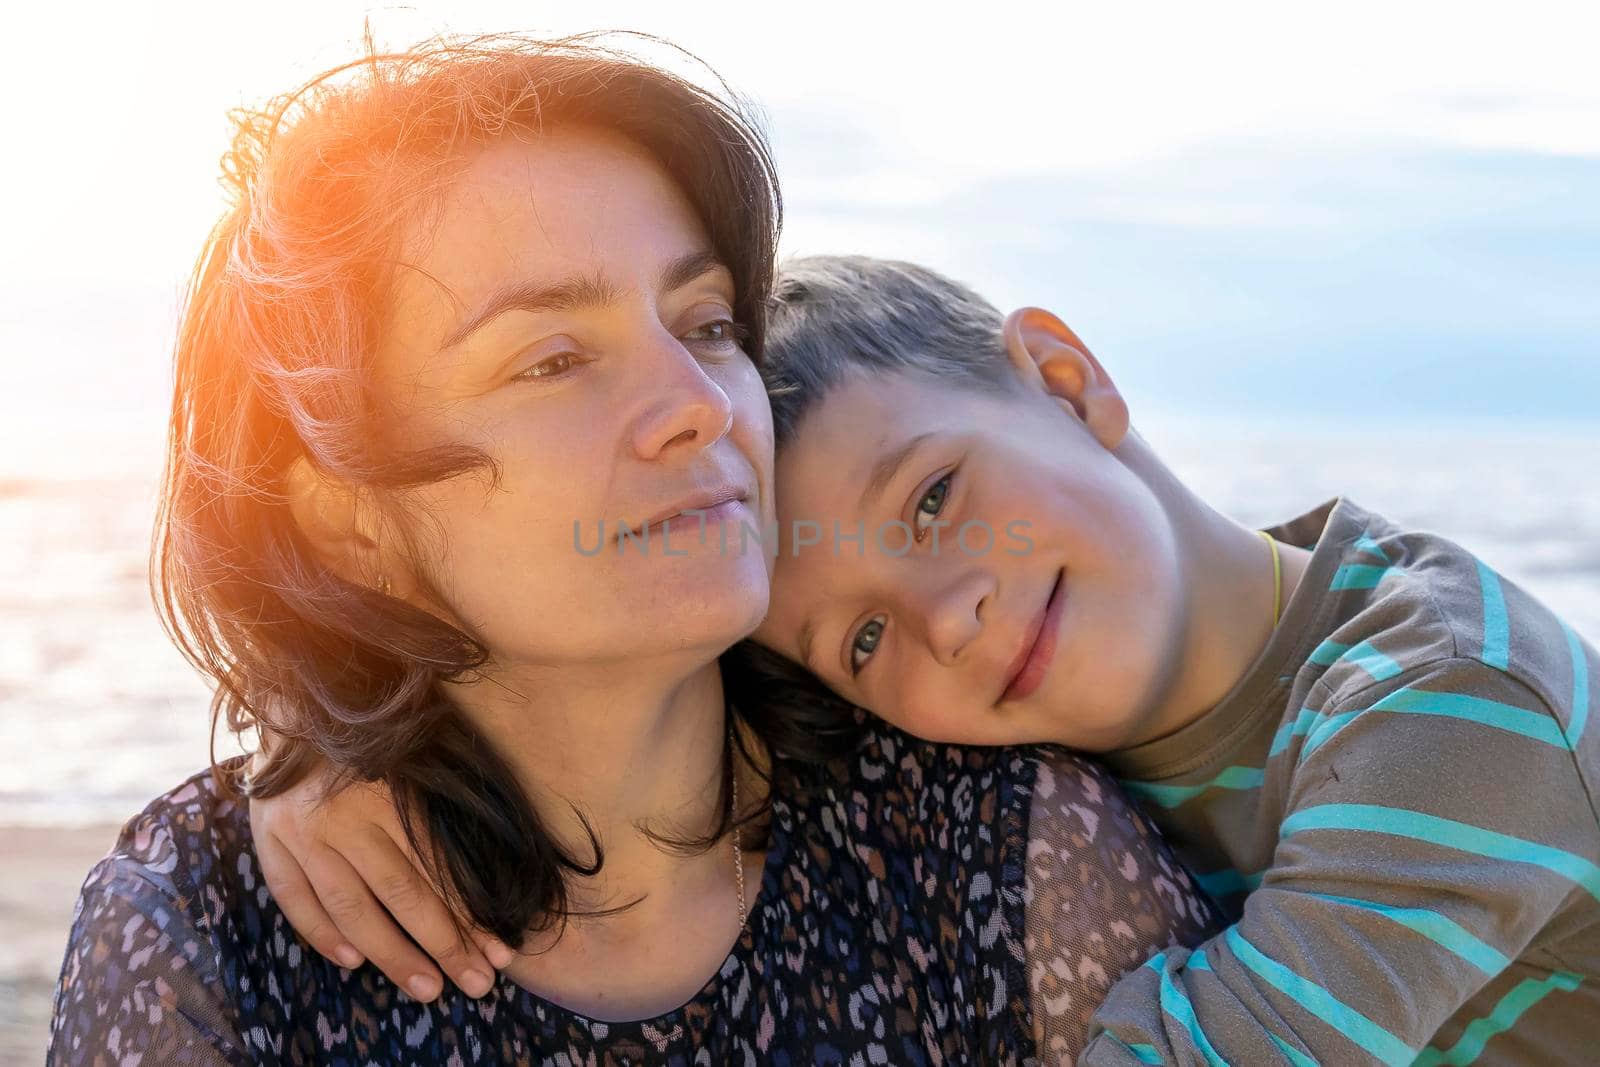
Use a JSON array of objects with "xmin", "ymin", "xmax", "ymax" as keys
[
  {"xmin": 284, "ymin": 455, "xmax": 387, "ymax": 591},
  {"xmin": 1001, "ymin": 306, "xmax": 1129, "ymax": 450}
]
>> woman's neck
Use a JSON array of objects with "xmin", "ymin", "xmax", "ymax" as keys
[{"xmin": 450, "ymin": 654, "xmax": 735, "ymax": 919}]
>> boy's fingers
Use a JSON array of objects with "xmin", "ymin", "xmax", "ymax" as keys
[
  {"xmin": 301, "ymin": 843, "xmax": 446, "ymax": 1002},
  {"xmin": 344, "ymin": 829, "xmax": 497, "ymax": 998},
  {"xmin": 256, "ymin": 829, "xmax": 365, "ymax": 970},
  {"xmin": 380, "ymin": 818, "xmax": 517, "ymax": 974},
  {"xmin": 475, "ymin": 931, "xmax": 517, "ymax": 970}
]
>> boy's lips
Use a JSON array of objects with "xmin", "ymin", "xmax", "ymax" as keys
[{"xmin": 997, "ymin": 568, "xmax": 1067, "ymax": 706}]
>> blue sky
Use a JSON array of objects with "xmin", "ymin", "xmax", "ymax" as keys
[
  {"xmin": 767, "ymin": 93, "xmax": 1600, "ymax": 426},
  {"xmin": 896, "ymin": 142, "xmax": 1600, "ymax": 425}
]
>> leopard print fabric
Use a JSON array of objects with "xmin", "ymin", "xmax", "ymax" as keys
[
  {"xmin": 1022, "ymin": 752, "xmax": 1222, "ymax": 1062},
  {"xmin": 48, "ymin": 723, "xmax": 1220, "ymax": 1065}
]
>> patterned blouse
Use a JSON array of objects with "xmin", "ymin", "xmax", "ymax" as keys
[{"xmin": 48, "ymin": 722, "xmax": 1221, "ymax": 1065}]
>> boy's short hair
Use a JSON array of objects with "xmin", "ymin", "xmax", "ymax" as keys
[{"xmin": 762, "ymin": 255, "xmax": 1019, "ymax": 448}]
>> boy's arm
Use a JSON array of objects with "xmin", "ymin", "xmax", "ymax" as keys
[
  {"xmin": 250, "ymin": 762, "xmax": 512, "ymax": 999},
  {"xmin": 1078, "ymin": 656, "xmax": 1599, "ymax": 1066}
]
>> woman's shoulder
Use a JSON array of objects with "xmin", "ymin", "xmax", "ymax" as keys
[
  {"xmin": 50, "ymin": 759, "xmax": 256, "ymax": 1064},
  {"xmin": 806, "ymin": 710, "xmax": 1033, "ymax": 787},
  {"xmin": 782, "ymin": 720, "xmax": 1216, "ymax": 933},
  {"xmin": 777, "ymin": 716, "xmax": 1044, "ymax": 932},
  {"xmin": 84, "ymin": 756, "xmax": 252, "ymax": 904},
  {"xmin": 809, "ymin": 715, "xmax": 1041, "ymax": 834},
  {"xmin": 768, "ymin": 720, "xmax": 1056, "ymax": 1058}
]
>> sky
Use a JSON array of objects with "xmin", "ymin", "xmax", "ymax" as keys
[{"xmin": 1, "ymin": 1, "xmax": 1596, "ymax": 479}]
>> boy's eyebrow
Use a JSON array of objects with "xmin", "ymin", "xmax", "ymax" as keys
[
  {"xmin": 857, "ymin": 431, "xmax": 937, "ymax": 514},
  {"xmin": 438, "ymin": 249, "xmax": 728, "ymax": 350}
]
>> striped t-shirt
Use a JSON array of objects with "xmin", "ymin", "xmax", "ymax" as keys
[{"xmin": 1081, "ymin": 497, "xmax": 1600, "ymax": 1065}]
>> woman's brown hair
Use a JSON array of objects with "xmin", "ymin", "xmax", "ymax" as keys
[{"xmin": 151, "ymin": 30, "xmax": 859, "ymax": 947}]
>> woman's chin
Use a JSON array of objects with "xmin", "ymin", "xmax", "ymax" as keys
[{"xmin": 618, "ymin": 574, "xmax": 771, "ymax": 648}]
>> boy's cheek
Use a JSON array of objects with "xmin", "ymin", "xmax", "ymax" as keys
[{"xmin": 865, "ymin": 686, "xmax": 953, "ymax": 743}]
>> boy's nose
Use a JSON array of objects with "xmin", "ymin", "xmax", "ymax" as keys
[{"xmin": 918, "ymin": 569, "xmax": 996, "ymax": 667}]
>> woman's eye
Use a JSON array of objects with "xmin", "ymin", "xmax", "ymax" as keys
[
  {"xmin": 849, "ymin": 615, "xmax": 886, "ymax": 674},
  {"xmin": 514, "ymin": 352, "xmax": 579, "ymax": 381},
  {"xmin": 913, "ymin": 473, "xmax": 953, "ymax": 537},
  {"xmin": 683, "ymin": 318, "xmax": 745, "ymax": 347}
]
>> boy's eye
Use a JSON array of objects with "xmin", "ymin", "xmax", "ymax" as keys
[
  {"xmin": 914, "ymin": 473, "xmax": 953, "ymax": 538},
  {"xmin": 849, "ymin": 615, "xmax": 886, "ymax": 675}
]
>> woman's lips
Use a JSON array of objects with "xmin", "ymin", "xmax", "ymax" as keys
[
  {"xmin": 654, "ymin": 497, "xmax": 749, "ymax": 538},
  {"xmin": 999, "ymin": 568, "xmax": 1067, "ymax": 705}
]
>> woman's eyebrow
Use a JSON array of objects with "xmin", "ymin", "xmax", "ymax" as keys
[
  {"xmin": 438, "ymin": 249, "xmax": 729, "ymax": 350},
  {"xmin": 659, "ymin": 249, "xmax": 730, "ymax": 294}
]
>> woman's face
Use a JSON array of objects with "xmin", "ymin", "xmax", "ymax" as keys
[{"xmin": 376, "ymin": 127, "xmax": 775, "ymax": 672}]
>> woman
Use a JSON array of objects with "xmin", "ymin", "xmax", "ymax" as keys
[{"xmin": 49, "ymin": 33, "xmax": 1218, "ymax": 1064}]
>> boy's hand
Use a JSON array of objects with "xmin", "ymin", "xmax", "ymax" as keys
[{"xmin": 247, "ymin": 756, "xmax": 515, "ymax": 1001}]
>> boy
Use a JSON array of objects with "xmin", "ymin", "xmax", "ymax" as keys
[{"xmin": 748, "ymin": 256, "xmax": 1600, "ymax": 1064}]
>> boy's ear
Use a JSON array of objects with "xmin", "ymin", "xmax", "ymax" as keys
[
  {"xmin": 284, "ymin": 455, "xmax": 390, "ymax": 592},
  {"xmin": 1001, "ymin": 306, "xmax": 1129, "ymax": 450}
]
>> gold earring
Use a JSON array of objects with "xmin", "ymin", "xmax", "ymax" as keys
[{"xmin": 378, "ymin": 574, "xmax": 393, "ymax": 596}]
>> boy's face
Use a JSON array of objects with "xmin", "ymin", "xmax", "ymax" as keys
[{"xmin": 750, "ymin": 367, "xmax": 1186, "ymax": 751}]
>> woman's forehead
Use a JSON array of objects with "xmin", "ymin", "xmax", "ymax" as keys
[
  {"xmin": 408, "ymin": 131, "xmax": 705, "ymax": 297},
  {"xmin": 380, "ymin": 128, "xmax": 718, "ymax": 369}
]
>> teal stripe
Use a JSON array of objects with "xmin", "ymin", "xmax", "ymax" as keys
[
  {"xmin": 1269, "ymin": 708, "xmax": 1321, "ymax": 757},
  {"xmin": 1411, "ymin": 971, "xmax": 1582, "ymax": 1066},
  {"xmin": 1564, "ymin": 621, "xmax": 1590, "ymax": 748},
  {"xmin": 1281, "ymin": 804, "xmax": 1600, "ymax": 905},
  {"xmin": 1365, "ymin": 688, "xmax": 1567, "ymax": 748},
  {"xmin": 1304, "ymin": 892, "xmax": 1510, "ymax": 975},
  {"xmin": 1169, "ymin": 943, "xmax": 1316, "ymax": 1067},
  {"xmin": 1267, "ymin": 1033, "xmax": 1319, "ymax": 1067},
  {"xmin": 1476, "ymin": 559, "xmax": 1510, "ymax": 670},
  {"xmin": 1224, "ymin": 927, "xmax": 1417, "ymax": 1066},
  {"xmin": 1309, "ymin": 638, "xmax": 1350, "ymax": 666},
  {"xmin": 1110, "ymin": 1037, "xmax": 1163, "ymax": 1065},
  {"xmin": 1297, "ymin": 686, "xmax": 1566, "ymax": 769},
  {"xmin": 1102, "ymin": 1031, "xmax": 1164, "ymax": 1064},
  {"xmin": 1155, "ymin": 955, "xmax": 1230, "ymax": 1066},
  {"xmin": 1195, "ymin": 867, "xmax": 1265, "ymax": 899},
  {"xmin": 1299, "ymin": 710, "xmax": 1359, "ymax": 762},
  {"xmin": 1121, "ymin": 764, "xmax": 1265, "ymax": 810},
  {"xmin": 1332, "ymin": 563, "xmax": 1391, "ymax": 590},
  {"xmin": 1352, "ymin": 532, "xmax": 1392, "ymax": 562},
  {"xmin": 1343, "ymin": 639, "xmax": 1404, "ymax": 682},
  {"xmin": 1307, "ymin": 637, "xmax": 1401, "ymax": 681}
]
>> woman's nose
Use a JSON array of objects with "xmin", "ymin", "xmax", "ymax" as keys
[
  {"xmin": 917, "ymin": 568, "xmax": 996, "ymax": 667},
  {"xmin": 629, "ymin": 333, "xmax": 736, "ymax": 459}
]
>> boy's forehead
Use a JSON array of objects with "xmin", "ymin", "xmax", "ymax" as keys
[{"xmin": 779, "ymin": 371, "xmax": 956, "ymax": 507}]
